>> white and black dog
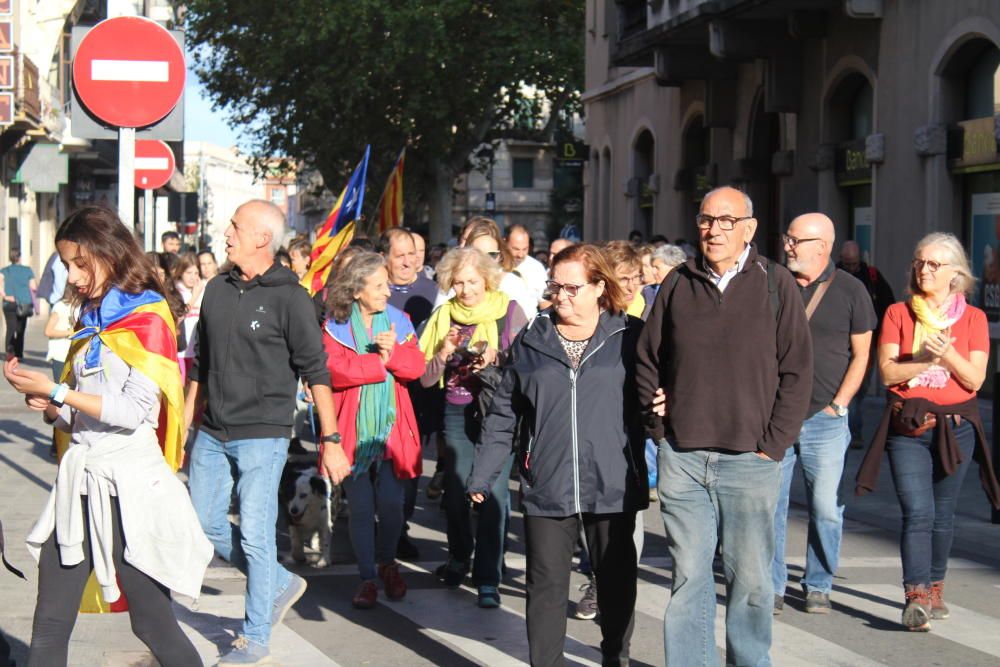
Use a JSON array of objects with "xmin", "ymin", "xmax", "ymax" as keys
[{"xmin": 279, "ymin": 463, "xmax": 342, "ymax": 568}]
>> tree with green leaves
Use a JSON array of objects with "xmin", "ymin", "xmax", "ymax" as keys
[{"xmin": 183, "ymin": 0, "xmax": 583, "ymax": 241}]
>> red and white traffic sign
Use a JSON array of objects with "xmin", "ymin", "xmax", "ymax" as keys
[
  {"xmin": 134, "ymin": 140, "xmax": 175, "ymax": 190},
  {"xmin": 72, "ymin": 16, "xmax": 185, "ymax": 128}
]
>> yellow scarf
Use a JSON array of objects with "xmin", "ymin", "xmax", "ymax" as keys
[
  {"xmin": 626, "ymin": 291, "xmax": 646, "ymax": 318},
  {"xmin": 910, "ymin": 293, "xmax": 964, "ymax": 357},
  {"xmin": 908, "ymin": 293, "xmax": 966, "ymax": 389},
  {"xmin": 419, "ymin": 290, "xmax": 510, "ymax": 369}
]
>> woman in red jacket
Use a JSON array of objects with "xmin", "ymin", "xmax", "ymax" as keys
[{"xmin": 322, "ymin": 251, "xmax": 425, "ymax": 609}]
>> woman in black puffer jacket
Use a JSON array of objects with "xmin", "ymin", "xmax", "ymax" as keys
[{"xmin": 469, "ymin": 243, "xmax": 647, "ymax": 667}]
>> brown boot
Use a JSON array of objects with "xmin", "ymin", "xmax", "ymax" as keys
[
  {"xmin": 902, "ymin": 584, "xmax": 931, "ymax": 631},
  {"xmin": 929, "ymin": 581, "xmax": 950, "ymax": 620}
]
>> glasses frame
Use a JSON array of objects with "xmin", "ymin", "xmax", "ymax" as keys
[
  {"xmin": 911, "ymin": 259, "xmax": 951, "ymax": 273},
  {"xmin": 695, "ymin": 214, "xmax": 753, "ymax": 231},
  {"xmin": 545, "ymin": 280, "xmax": 592, "ymax": 298},
  {"xmin": 782, "ymin": 234, "xmax": 824, "ymax": 249}
]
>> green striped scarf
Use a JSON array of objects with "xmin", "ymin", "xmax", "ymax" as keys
[{"xmin": 349, "ymin": 302, "xmax": 397, "ymax": 477}]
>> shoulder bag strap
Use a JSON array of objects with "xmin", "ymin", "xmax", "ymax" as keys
[{"xmin": 804, "ymin": 271, "xmax": 837, "ymax": 321}]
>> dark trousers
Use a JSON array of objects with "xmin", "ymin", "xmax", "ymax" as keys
[
  {"xmin": 887, "ymin": 419, "xmax": 975, "ymax": 585},
  {"xmin": 28, "ymin": 498, "xmax": 201, "ymax": 667},
  {"xmin": 3, "ymin": 308, "xmax": 27, "ymax": 358},
  {"xmin": 441, "ymin": 402, "xmax": 512, "ymax": 586},
  {"xmin": 524, "ymin": 512, "xmax": 637, "ymax": 667}
]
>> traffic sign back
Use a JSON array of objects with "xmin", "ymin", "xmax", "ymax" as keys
[{"xmin": 72, "ymin": 16, "xmax": 185, "ymax": 128}]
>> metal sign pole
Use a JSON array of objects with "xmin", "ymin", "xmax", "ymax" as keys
[
  {"xmin": 144, "ymin": 191, "xmax": 155, "ymax": 251},
  {"xmin": 118, "ymin": 126, "xmax": 136, "ymax": 228}
]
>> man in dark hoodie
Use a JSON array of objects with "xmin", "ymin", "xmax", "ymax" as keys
[
  {"xmin": 184, "ymin": 200, "xmax": 350, "ymax": 666},
  {"xmin": 636, "ymin": 186, "xmax": 812, "ymax": 667}
]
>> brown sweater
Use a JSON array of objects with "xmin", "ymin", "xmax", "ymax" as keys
[{"xmin": 635, "ymin": 245, "xmax": 813, "ymax": 461}]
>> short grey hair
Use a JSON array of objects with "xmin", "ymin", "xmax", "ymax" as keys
[
  {"xmin": 651, "ymin": 244, "xmax": 687, "ymax": 269},
  {"xmin": 325, "ymin": 251, "xmax": 386, "ymax": 322},
  {"xmin": 242, "ymin": 199, "xmax": 287, "ymax": 255},
  {"xmin": 909, "ymin": 232, "xmax": 976, "ymax": 297},
  {"xmin": 702, "ymin": 186, "xmax": 753, "ymax": 217}
]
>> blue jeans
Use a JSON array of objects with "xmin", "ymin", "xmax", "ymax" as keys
[
  {"xmin": 887, "ymin": 419, "xmax": 975, "ymax": 585},
  {"xmin": 188, "ymin": 431, "xmax": 292, "ymax": 647},
  {"xmin": 659, "ymin": 441, "xmax": 781, "ymax": 667},
  {"xmin": 441, "ymin": 402, "xmax": 513, "ymax": 587},
  {"xmin": 342, "ymin": 460, "xmax": 406, "ymax": 581},
  {"xmin": 772, "ymin": 410, "xmax": 850, "ymax": 595}
]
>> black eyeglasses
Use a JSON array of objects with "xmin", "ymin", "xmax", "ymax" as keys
[
  {"xmin": 545, "ymin": 280, "xmax": 591, "ymax": 298},
  {"xmin": 912, "ymin": 259, "xmax": 950, "ymax": 273},
  {"xmin": 695, "ymin": 214, "xmax": 753, "ymax": 231},
  {"xmin": 782, "ymin": 234, "xmax": 823, "ymax": 249},
  {"xmin": 485, "ymin": 251, "xmax": 502, "ymax": 261}
]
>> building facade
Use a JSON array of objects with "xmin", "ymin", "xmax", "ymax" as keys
[{"xmin": 585, "ymin": 0, "xmax": 1000, "ymax": 323}]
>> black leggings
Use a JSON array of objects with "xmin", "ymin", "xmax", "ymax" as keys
[
  {"xmin": 28, "ymin": 498, "xmax": 202, "ymax": 667},
  {"xmin": 2, "ymin": 308, "xmax": 27, "ymax": 358}
]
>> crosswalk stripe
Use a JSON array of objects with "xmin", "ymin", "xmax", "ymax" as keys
[
  {"xmin": 632, "ymin": 581, "xmax": 884, "ymax": 667},
  {"xmin": 845, "ymin": 585, "xmax": 1000, "ymax": 659},
  {"xmin": 172, "ymin": 594, "xmax": 343, "ymax": 667},
  {"xmin": 375, "ymin": 587, "xmax": 602, "ymax": 666}
]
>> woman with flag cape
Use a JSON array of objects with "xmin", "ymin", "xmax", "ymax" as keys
[{"xmin": 3, "ymin": 206, "xmax": 212, "ymax": 667}]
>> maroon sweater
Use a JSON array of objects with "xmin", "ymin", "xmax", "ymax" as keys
[{"xmin": 635, "ymin": 245, "xmax": 813, "ymax": 461}]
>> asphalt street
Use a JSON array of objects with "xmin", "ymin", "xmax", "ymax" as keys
[{"xmin": 1, "ymin": 319, "xmax": 999, "ymax": 666}]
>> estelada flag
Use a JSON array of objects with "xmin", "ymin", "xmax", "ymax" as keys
[
  {"xmin": 58, "ymin": 287, "xmax": 185, "ymax": 613},
  {"xmin": 374, "ymin": 147, "xmax": 405, "ymax": 234},
  {"xmin": 302, "ymin": 146, "xmax": 370, "ymax": 295}
]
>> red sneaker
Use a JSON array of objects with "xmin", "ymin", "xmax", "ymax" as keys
[
  {"xmin": 903, "ymin": 584, "xmax": 931, "ymax": 631},
  {"xmin": 352, "ymin": 580, "xmax": 378, "ymax": 609},
  {"xmin": 929, "ymin": 581, "xmax": 950, "ymax": 620},
  {"xmin": 378, "ymin": 562, "xmax": 407, "ymax": 601}
]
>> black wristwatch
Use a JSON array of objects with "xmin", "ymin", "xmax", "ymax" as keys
[{"xmin": 320, "ymin": 433, "xmax": 343, "ymax": 445}]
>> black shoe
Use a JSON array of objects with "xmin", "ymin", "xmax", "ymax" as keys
[
  {"xmin": 805, "ymin": 590, "xmax": 831, "ymax": 614},
  {"xmin": 773, "ymin": 594, "xmax": 784, "ymax": 616},
  {"xmin": 396, "ymin": 534, "xmax": 420, "ymax": 560},
  {"xmin": 435, "ymin": 559, "xmax": 469, "ymax": 588}
]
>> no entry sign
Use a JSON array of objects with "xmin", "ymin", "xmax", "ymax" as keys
[
  {"xmin": 72, "ymin": 16, "xmax": 185, "ymax": 128},
  {"xmin": 134, "ymin": 140, "xmax": 175, "ymax": 190}
]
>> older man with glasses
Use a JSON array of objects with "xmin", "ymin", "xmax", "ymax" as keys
[
  {"xmin": 772, "ymin": 214, "xmax": 877, "ymax": 616},
  {"xmin": 636, "ymin": 186, "xmax": 813, "ymax": 667}
]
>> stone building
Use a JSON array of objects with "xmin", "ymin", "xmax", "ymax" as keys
[{"xmin": 584, "ymin": 0, "xmax": 1000, "ymax": 328}]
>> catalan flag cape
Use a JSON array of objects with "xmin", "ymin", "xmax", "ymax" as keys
[
  {"xmin": 57, "ymin": 287, "xmax": 184, "ymax": 613},
  {"xmin": 301, "ymin": 146, "xmax": 371, "ymax": 295},
  {"xmin": 375, "ymin": 147, "xmax": 405, "ymax": 234}
]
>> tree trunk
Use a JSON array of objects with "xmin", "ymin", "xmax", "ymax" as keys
[{"xmin": 427, "ymin": 160, "xmax": 455, "ymax": 244}]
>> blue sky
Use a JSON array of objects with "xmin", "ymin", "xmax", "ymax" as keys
[{"xmin": 183, "ymin": 58, "xmax": 245, "ymax": 148}]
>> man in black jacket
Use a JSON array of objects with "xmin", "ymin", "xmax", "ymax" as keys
[
  {"xmin": 184, "ymin": 200, "xmax": 350, "ymax": 666},
  {"xmin": 636, "ymin": 187, "xmax": 812, "ymax": 667}
]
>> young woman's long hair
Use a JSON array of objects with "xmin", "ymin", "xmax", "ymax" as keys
[{"xmin": 56, "ymin": 206, "xmax": 177, "ymax": 320}]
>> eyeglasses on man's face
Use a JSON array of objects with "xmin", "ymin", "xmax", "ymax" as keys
[
  {"xmin": 782, "ymin": 234, "xmax": 823, "ymax": 250},
  {"xmin": 695, "ymin": 214, "xmax": 752, "ymax": 231},
  {"xmin": 912, "ymin": 258, "xmax": 950, "ymax": 273},
  {"xmin": 616, "ymin": 273, "xmax": 642, "ymax": 286},
  {"xmin": 546, "ymin": 280, "xmax": 591, "ymax": 298}
]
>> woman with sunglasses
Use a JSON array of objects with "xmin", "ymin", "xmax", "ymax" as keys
[
  {"xmin": 469, "ymin": 243, "xmax": 647, "ymax": 666},
  {"xmin": 419, "ymin": 247, "xmax": 527, "ymax": 608},
  {"xmin": 856, "ymin": 232, "xmax": 1000, "ymax": 632}
]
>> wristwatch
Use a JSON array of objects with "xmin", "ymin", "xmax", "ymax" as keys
[
  {"xmin": 829, "ymin": 402, "xmax": 848, "ymax": 417},
  {"xmin": 320, "ymin": 433, "xmax": 343, "ymax": 445}
]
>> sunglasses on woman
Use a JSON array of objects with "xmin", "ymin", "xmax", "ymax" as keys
[{"xmin": 545, "ymin": 280, "xmax": 592, "ymax": 298}]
